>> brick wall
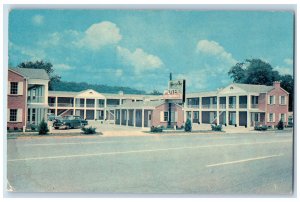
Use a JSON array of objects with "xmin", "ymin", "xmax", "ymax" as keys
[
  {"xmin": 7, "ymin": 70, "xmax": 27, "ymax": 129},
  {"xmin": 151, "ymin": 103, "xmax": 184, "ymax": 128},
  {"xmin": 265, "ymin": 83, "xmax": 289, "ymax": 126}
]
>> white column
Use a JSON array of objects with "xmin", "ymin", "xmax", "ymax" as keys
[
  {"xmin": 73, "ymin": 98, "xmax": 76, "ymax": 115},
  {"xmin": 94, "ymin": 99, "xmax": 97, "ymax": 120},
  {"xmin": 120, "ymin": 109, "xmax": 122, "ymax": 125},
  {"xmin": 225, "ymin": 96, "xmax": 229, "ymax": 126},
  {"xmin": 104, "ymin": 99, "xmax": 107, "ymax": 121},
  {"xmin": 247, "ymin": 112, "xmax": 251, "ymax": 128},
  {"xmin": 199, "ymin": 110, "xmax": 202, "ymax": 124},
  {"xmin": 114, "ymin": 109, "xmax": 116, "ymax": 125},
  {"xmin": 184, "ymin": 109, "xmax": 187, "ymax": 122},
  {"xmin": 247, "ymin": 94, "xmax": 251, "ymax": 127},
  {"xmin": 55, "ymin": 96, "xmax": 58, "ymax": 116},
  {"xmin": 142, "ymin": 108, "xmax": 145, "ymax": 128},
  {"xmin": 216, "ymin": 96, "xmax": 220, "ymax": 125},
  {"xmin": 84, "ymin": 98, "xmax": 87, "ymax": 119},
  {"xmin": 126, "ymin": 109, "xmax": 129, "ymax": 126},
  {"xmin": 133, "ymin": 109, "xmax": 136, "ymax": 127},
  {"xmin": 236, "ymin": 96, "xmax": 239, "ymax": 126}
]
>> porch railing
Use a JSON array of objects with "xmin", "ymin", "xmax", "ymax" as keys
[
  {"xmin": 219, "ymin": 104, "xmax": 226, "ymax": 109},
  {"xmin": 187, "ymin": 104, "xmax": 200, "ymax": 109},
  {"xmin": 202, "ymin": 104, "xmax": 217, "ymax": 109},
  {"xmin": 228, "ymin": 104, "xmax": 236, "ymax": 109},
  {"xmin": 251, "ymin": 104, "xmax": 258, "ymax": 108},
  {"xmin": 239, "ymin": 104, "xmax": 247, "ymax": 109},
  {"xmin": 27, "ymin": 96, "xmax": 44, "ymax": 104}
]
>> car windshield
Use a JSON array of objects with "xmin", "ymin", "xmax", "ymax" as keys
[{"xmin": 55, "ymin": 116, "xmax": 62, "ymax": 119}]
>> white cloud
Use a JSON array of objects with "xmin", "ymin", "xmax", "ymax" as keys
[
  {"xmin": 274, "ymin": 66, "xmax": 293, "ymax": 75},
  {"xmin": 54, "ymin": 63, "xmax": 73, "ymax": 71},
  {"xmin": 284, "ymin": 58, "xmax": 293, "ymax": 66},
  {"xmin": 117, "ymin": 46, "xmax": 163, "ymax": 74},
  {"xmin": 32, "ymin": 15, "xmax": 44, "ymax": 25},
  {"xmin": 38, "ymin": 30, "xmax": 81, "ymax": 48},
  {"xmin": 196, "ymin": 40, "xmax": 237, "ymax": 65},
  {"xmin": 77, "ymin": 21, "xmax": 122, "ymax": 50},
  {"xmin": 9, "ymin": 42, "xmax": 46, "ymax": 61}
]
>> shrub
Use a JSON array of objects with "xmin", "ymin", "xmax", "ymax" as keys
[
  {"xmin": 81, "ymin": 126, "xmax": 96, "ymax": 134},
  {"xmin": 30, "ymin": 124, "xmax": 37, "ymax": 131},
  {"xmin": 38, "ymin": 118, "xmax": 49, "ymax": 135},
  {"xmin": 211, "ymin": 124, "xmax": 222, "ymax": 131},
  {"xmin": 254, "ymin": 125, "xmax": 268, "ymax": 131},
  {"xmin": 184, "ymin": 118, "xmax": 192, "ymax": 132},
  {"xmin": 277, "ymin": 120, "xmax": 284, "ymax": 130},
  {"xmin": 150, "ymin": 126, "xmax": 163, "ymax": 133}
]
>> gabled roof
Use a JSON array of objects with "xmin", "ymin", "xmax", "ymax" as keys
[
  {"xmin": 9, "ymin": 68, "xmax": 49, "ymax": 80},
  {"xmin": 233, "ymin": 83, "xmax": 274, "ymax": 93},
  {"xmin": 119, "ymin": 100, "xmax": 165, "ymax": 109}
]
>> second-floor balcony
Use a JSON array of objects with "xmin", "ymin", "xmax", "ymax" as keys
[
  {"xmin": 228, "ymin": 104, "xmax": 236, "ymax": 109},
  {"xmin": 57, "ymin": 103, "xmax": 73, "ymax": 107},
  {"xmin": 202, "ymin": 104, "xmax": 217, "ymax": 109},
  {"xmin": 239, "ymin": 104, "xmax": 247, "ymax": 109},
  {"xmin": 187, "ymin": 104, "xmax": 200, "ymax": 109},
  {"xmin": 251, "ymin": 104, "xmax": 258, "ymax": 108},
  {"xmin": 219, "ymin": 104, "xmax": 226, "ymax": 109},
  {"xmin": 27, "ymin": 96, "xmax": 44, "ymax": 104}
]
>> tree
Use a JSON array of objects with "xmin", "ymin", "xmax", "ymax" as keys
[
  {"xmin": 38, "ymin": 118, "xmax": 49, "ymax": 135},
  {"xmin": 149, "ymin": 89, "xmax": 163, "ymax": 95},
  {"xmin": 228, "ymin": 58, "xmax": 294, "ymax": 111},
  {"xmin": 17, "ymin": 60, "xmax": 61, "ymax": 90},
  {"xmin": 184, "ymin": 118, "xmax": 192, "ymax": 132}
]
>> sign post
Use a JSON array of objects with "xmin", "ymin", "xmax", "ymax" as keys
[{"xmin": 163, "ymin": 78, "xmax": 186, "ymax": 127}]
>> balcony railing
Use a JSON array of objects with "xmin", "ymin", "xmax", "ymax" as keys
[
  {"xmin": 96, "ymin": 104, "xmax": 105, "ymax": 108},
  {"xmin": 202, "ymin": 104, "xmax": 217, "ymax": 109},
  {"xmin": 228, "ymin": 104, "xmax": 236, "ymax": 109},
  {"xmin": 86, "ymin": 104, "xmax": 95, "ymax": 108},
  {"xmin": 27, "ymin": 96, "xmax": 44, "ymax": 104},
  {"xmin": 251, "ymin": 104, "xmax": 258, "ymax": 108},
  {"xmin": 57, "ymin": 103, "xmax": 73, "ymax": 107},
  {"xmin": 75, "ymin": 104, "xmax": 85, "ymax": 108},
  {"xmin": 239, "ymin": 104, "xmax": 247, "ymax": 109},
  {"xmin": 219, "ymin": 104, "xmax": 226, "ymax": 109},
  {"xmin": 187, "ymin": 104, "xmax": 200, "ymax": 109},
  {"xmin": 107, "ymin": 104, "xmax": 120, "ymax": 107},
  {"xmin": 48, "ymin": 103, "xmax": 55, "ymax": 107}
]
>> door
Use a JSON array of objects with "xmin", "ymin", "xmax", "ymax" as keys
[{"xmin": 148, "ymin": 111, "xmax": 152, "ymax": 127}]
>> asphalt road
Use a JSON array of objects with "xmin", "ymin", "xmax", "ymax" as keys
[{"xmin": 6, "ymin": 131, "xmax": 294, "ymax": 195}]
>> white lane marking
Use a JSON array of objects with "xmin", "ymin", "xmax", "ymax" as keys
[
  {"xmin": 8, "ymin": 140, "xmax": 291, "ymax": 162},
  {"xmin": 206, "ymin": 154, "xmax": 284, "ymax": 167},
  {"xmin": 22, "ymin": 141, "xmax": 119, "ymax": 146}
]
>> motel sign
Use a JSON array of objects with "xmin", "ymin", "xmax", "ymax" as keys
[{"xmin": 163, "ymin": 79, "xmax": 186, "ymax": 103}]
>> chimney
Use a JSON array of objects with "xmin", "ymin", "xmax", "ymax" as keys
[{"xmin": 273, "ymin": 81, "xmax": 281, "ymax": 89}]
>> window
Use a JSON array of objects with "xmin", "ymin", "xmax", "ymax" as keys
[
  {"xmin": 193, "ymin": 111, "xmax": 199, "ymax": 119},
  {"xmin": 280, "ymin": 96, "xmax": 286, "ymax": 105},
  {"xmin": 10, "ymin": 109, "xmax": 17, "ymax": 122},
  {"xmin": 280, "ymin": 114, "xmax": 286, "ymax": 122},
  {"xmin": 269, "ymin": 113, "xmax": 274, "ymax": 122},
  {"xmin": 164, "ymin": 112, "xmax": 169, "ymax": 122},
  {"xmin": 269, "ymin": 96, "xmax": 275, "ymax": 105},
  {"xmin": 32, "ymin": 109, "xmax": 36, "ymax": 122},
  {"xmin": 10, "ymin": 82, "xmax": 18, "ymax": 95}
]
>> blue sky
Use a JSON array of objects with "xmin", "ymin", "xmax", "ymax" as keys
[{"xmin": 8, "ymin": 10, "xmax": 294, "ymax": 93}]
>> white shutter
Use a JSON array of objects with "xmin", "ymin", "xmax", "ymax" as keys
[
  {"xmin": 18, "ymin": 82, "xmax": 23, "ymax": 95},
  {"xmin": 17, "ymin": 109, "xmax": 23, "ymax": 122},
  {"xmin": 175, "ymin": 112, "xmax": 178, "ymax": 122},
  {"xmin": 267, "ymin": 96, "xmax": 270, "ymax": 104},
  {"xmin": 266, "ymin": 113, "xmax": 269, "ymax": 122},
  {"xmin": 160, "ymin": 111, "xmax": 164, "ymax": 122},
  {"xmin": 7, "ymin": 109, "xmax": 10, "ymax": 122},
  {"xmin": 8, "ymin": 81, "xmax": 11, "ymax": 95}
]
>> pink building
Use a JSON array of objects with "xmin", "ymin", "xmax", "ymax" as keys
[{"xmin": 7, "ymin": 68, "xmax": 49, "ymax": 130}]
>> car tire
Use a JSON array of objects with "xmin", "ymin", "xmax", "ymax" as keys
[{"xmin": 54, "ymin": 127, "xmax": 59, "ymax": 129}]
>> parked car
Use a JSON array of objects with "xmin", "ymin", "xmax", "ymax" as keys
[
  {"xmin": 53, "ymin": 115, "xmax": 88, "ymax": 129},
  {"xmin": 47, "ymin": 113, "xmax": 56, "ymax": 121}
]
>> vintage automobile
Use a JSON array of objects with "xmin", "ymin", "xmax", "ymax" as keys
[{"xmin": 53, "ymin": 115, "xmax": 88, "ymax": 129}]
